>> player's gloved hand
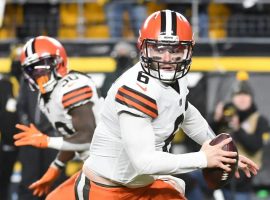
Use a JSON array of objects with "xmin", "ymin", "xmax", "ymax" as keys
[
  {"xmin": 13, "ymin": 123, "xmax": 49, "ymax": 148},
  {"xmin": 29, "ymin": 165, "xmax": 61, "ymax": 197}
]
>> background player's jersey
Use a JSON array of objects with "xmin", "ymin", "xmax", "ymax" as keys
[
  {"xmin": 85, "ymin": 62, "xmax": 210, "ymax": 187},
  {"xmin": 39, "ymin": 71, "xmax": 103, "ymax": 159}
]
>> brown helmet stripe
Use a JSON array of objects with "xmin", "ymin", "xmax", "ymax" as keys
[
  {"xmin": 171, "ymin": 11, "xmax": 177, "ymax": 36},
  {"xmin": 160, "ymin": 10, "xmax": 166, "ymax": 35},
  {"xmin": 160, "ymin": 10, "xmax": 177, "ymax": 36},
  {"xmin": 25, "ymin": 38, "xmax": 36, "ymax": 57},
  {"xmin": 31, "ymin": 38, "xmax": 36, "ymax": 54}
]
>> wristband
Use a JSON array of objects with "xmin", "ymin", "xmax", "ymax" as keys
[
  {"xmin": 52, "ymin": 159, "xmax": 66, "ymax": 170},
  {"xmin": 47, "ymin": 137, "xmax": 64, "ymax": 150},
  {"xmin": 48, "ymin": 136, "xmax": 90, "ymax": 151}
]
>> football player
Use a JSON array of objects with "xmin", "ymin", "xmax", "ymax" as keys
[
  {"xmin": 13, "ymin": 36, "xmax": 103, "ymax": 199},
  {"xmin": 75, "ymin": 10, "xmax": 259, "ymax": 200}
]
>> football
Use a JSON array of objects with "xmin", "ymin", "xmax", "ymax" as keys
[{"xmin": 202, "ymin": 133, "xmax": 239, "ymax": 189}]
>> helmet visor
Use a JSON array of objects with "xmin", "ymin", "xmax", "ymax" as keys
[
  {"xmin": 23, "ymin": 57, "xmax": 58, "ymax": 94},
  {"xmin": 140, "ymin": 39, "xmax": 193, "ymax": 83},
  {"xmin": 144, "ymin": 40, "xmax": 192, "ymax": 65},
  {"xmin": 23, "ymin": 57, "xmax": 57, "ymax": 80}
]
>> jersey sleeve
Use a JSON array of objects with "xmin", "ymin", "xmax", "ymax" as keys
[
  {"xmin": 115, "ymin": 85, "xmax": 158, "ymax": 119},
  {"xmin": 61, "ymin": 73, "xmax": 94, "ymax": 111},
  {"xmin": 182, "ymin": 103, "xmax": 215, "ymax": 145}
]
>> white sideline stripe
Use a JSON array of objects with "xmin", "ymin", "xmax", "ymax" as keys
[{"xmin": 77, "ymin": 173, "xmax": 86, "ymax": 200}]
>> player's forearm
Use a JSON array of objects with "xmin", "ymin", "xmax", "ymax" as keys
[
  {"xmin": 184, "ymin": 123, "xmax": 216, "ymax": 145},
  {"xmin": 48, "ymin": 137, "xmax": 90, "ymax": 151},
  {"xmin": 120, "ymin": 112, "xmax": 207, "ymax": 176},
  {"xmin": 182, "ymin": 103, "xmax": 216, "ymax": 144},
  {"xmin": 53, "ymin": 151, "xmax": 75, "ymax": 168},
  {"xmin": 132, "ymin": 151, "xmax": 207, "ymax": 175}
]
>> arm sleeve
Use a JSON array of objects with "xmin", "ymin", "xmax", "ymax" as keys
[
  {"xmin": 119, "ymin": 112, "xmax": 207, "ymax": 175},
  {"xmin": 48, "ymin": 102, "xmax": 95, "ymax": 151},
  {"xmin": 182, "ymin": 102, "xmax": 216, "ymax": 145},
  {"xmin": 48, "ymin": 136, "xmax": 90, "ymax": 151}
]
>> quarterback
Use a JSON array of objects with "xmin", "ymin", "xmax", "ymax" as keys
[
  {"xmin": 76, "ymin": 10, "xmax": 259, "ymax": 200},
  {"xmin": 13, "ymin": 36, "xmax": 103, "ymax": 199}
]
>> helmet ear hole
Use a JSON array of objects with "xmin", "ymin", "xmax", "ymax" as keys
[{"xmin": 55, "ymin": 61, "xmax": 67, "ymax": 77}]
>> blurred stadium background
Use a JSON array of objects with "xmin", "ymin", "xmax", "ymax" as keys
[
  {"xmin": 1, "ymin": 0, "xmax": 270, "ymax": 200},
  {"xmin": 1, "ymin": 0, "xmax": 270, "ymax": 117}
]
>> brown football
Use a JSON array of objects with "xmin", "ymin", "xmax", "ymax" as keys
[{"xmin": 202, "ymin": 133, "xmax": 239, "ymax": 189}]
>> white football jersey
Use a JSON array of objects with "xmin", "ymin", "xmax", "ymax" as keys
[
  {"xmin": 84, "ymin": 62, "xmax": 212, "ymax": 187},
  {"xmin": 39, "ymin": 71, "xmax": 103, "ymax": 159}
]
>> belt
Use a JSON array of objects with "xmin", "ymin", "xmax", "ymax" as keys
[{"xmin": 82, "ymin": 164, "xmax": 124, "ymax": 187}]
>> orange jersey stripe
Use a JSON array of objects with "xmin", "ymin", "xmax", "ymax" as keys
[
  {"xmin": 115, "ymin": 86, "xmax": 158, "ymax": 118},
  {"xmin": 63, "ymin": 93, "xmax": 92, "ymax": 108},
  {"xmin": 62, "ymin": 86, "xmax": 92, "ymax": 102},
  {"xmin": 119, "ymin": 87, "xmax": 157, "ymax": 111},
  {"xmin": 116, "ymin": 93, "xmax": 158, "ymax": 118}
]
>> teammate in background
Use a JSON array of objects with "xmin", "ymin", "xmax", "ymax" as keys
[
  {"xmin": 17, "ymin": 68, "xmax": 61, "ymax": 200},
  {"xmin": 76, "ymin": 10, "xmax": 258, "ymax": 199},
  {"xmin": 13, "ymin": 36, "xmax": 103, "ymax": 199}
]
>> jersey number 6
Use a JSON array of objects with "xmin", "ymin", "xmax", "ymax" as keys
[{"xmin": 137, "ymin": 71, "xmax": 149, "ymax": 84}]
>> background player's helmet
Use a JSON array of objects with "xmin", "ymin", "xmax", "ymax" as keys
[
  {"xmin": 138, "ymin": 10, "xmax": 194, "ymax": 83},
  {"xmin": 20, "ymin": 36, "xmax": 68, "ymax": 94}
]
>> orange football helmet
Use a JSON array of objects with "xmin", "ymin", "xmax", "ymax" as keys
[
  {"xmin": 138, "ymin": 10, "xmax": 194, "ymax": 83},
  {"xmin": 20, "ymin": 36, "xmax": 68, "ymax": 94}
]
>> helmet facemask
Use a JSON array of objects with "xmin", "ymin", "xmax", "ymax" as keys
[
  {"xmin": 140, "ymin": 39, "xmax": 193, "ymax": 84},
  {"xmin": 23, "ymin": 56, "xmax": 61, "ymax": 94}
]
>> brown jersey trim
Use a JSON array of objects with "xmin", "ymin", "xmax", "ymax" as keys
[
  {"xmin": 63, "ymin": 86, "xmax": 92, "ymax": 100},
  {"xmin": 115, "ymin": 85, "xmax": 158, "ymax": 118},
  {"xmin": 63, "ymin": 93, "xmax": 92, "ymax": 109},
  {"xmin": 62, "ymin": 86, "xmax": 92, "ymax": 109}
]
